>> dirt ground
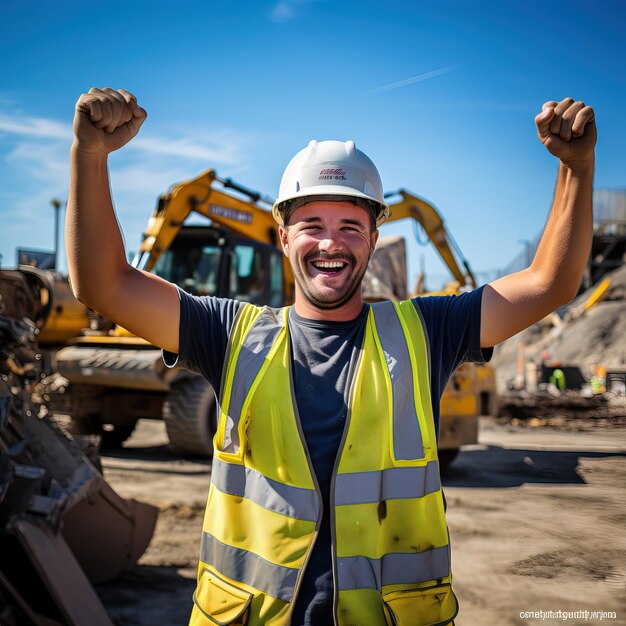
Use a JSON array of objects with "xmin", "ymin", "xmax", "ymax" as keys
[{"xmin": 94, "ymin": 417, "xmax": 626, "ymax": 626}]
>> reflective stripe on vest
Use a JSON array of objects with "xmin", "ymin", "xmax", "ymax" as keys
[
  {"xmin": 211, "ymin": 457, "xmax": 320, "ymax": 522},
  {"xmin": 337, "ymin": 545, "xmax": 450, "ymax": 590},
  {"xmin": 334, "ymin": 461, "xmax": 440, "ymax": 506},
  {"xmin": 371, "ymin": 301, "xmax": 424, "ymax": 460},
  {"xmin": 193, "ymin": 300, "xmax": 454, "ymax": 626},
  {"xmin": 222, "ymin": 307, "xmax": 285, "ymax": 454},
  {"xmin": 200, "ymin": 532, "xmax": 298, "ymax": 602}
]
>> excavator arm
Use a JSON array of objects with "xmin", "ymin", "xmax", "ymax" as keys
[
  {"xmin": 134, "ymin": 169, "xmax": 279, "ymax": 272},
  {"xmin": 384, "ymin": 189, "xmax": 477, "ymax": 289}
]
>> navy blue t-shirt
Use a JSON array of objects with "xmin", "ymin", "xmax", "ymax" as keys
[{"xmin": 165, "ymin": 287, "xmax": 491, "ymax": 625}]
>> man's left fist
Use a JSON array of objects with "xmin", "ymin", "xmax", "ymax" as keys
[{"xmin": 535, "ymin": 98, "xmax": 596, "ymax": 166}]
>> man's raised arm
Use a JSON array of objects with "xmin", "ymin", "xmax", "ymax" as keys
[
  {"xmin": 66, "ymin": 87, "xmax": 180, "ymax": 353},
  {"xmin": 481, "ymin": 97, "xmax": 596, "ymax": 348}
]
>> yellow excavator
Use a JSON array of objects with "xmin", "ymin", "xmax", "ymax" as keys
[{"xmin": 47, "ymin": 170, "xmax": 496, "ymax": 467}]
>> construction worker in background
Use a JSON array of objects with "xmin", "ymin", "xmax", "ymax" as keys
[
  {"xmin": 66, "ymin": 88, "xmax": 596, "ymax": 626},
  {"xmin": 549, "ymin": 367, "xmax": 567, "ymax": 392}
]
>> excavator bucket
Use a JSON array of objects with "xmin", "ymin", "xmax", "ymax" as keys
[{"xmin": 62, "ymin": 480, "xmax": 158, "ymax": 583}]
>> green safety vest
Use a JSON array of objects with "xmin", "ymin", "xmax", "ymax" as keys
[{"xmin": 189, "ymin": 300, "xmax": 458, "ymax": 626}]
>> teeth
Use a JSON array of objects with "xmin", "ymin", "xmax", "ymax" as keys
[{"xmin": 312, "ymin": 261, "xmax": 346, "ymax": 269}]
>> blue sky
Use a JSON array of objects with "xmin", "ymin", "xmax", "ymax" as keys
[{"xmin": 1, "ymin": 0, "xmax": 624, "ymax": 289}]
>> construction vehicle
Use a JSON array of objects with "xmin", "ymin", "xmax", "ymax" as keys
[
  {"xmin": 0, "ymin": 267, "xmax": 157, "ymax": 626},
  {"xmin": 52, "ymin": 170, "xmax": 292, "ymax": 455},
  {"xmin": 47, "ymin": 172, "xmax": 495, "ymax": 468}
]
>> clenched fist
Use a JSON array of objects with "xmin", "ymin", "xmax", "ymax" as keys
[
  {"xmin": 535, "ymin": 98, "xmax": 596, "ymax": 167},
  {"xmin": 73, "ymin": 87, "xmax": 147, "ymax": 155}
]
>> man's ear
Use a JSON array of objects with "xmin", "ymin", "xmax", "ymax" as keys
[
  {"xmin": 369, "ymin": 228, "xmax": 379, "ymax": 259},
  {"xmin": 279, "ymin": 225, "xmax": 289, "ymax": 256}
]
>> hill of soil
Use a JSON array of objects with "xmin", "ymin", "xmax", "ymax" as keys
[{"xmin": 492, "ymin": 264, "xmax": 626, "ymax": 389}]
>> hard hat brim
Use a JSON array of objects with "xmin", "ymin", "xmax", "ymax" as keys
[{"xmin": 272, "ymin": 185, "xmax": 389, "ymax": 226}]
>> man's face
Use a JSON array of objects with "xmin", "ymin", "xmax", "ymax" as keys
[{"xmin": 279, "ymin": 201, "xmax": 379, "ymax": 310}]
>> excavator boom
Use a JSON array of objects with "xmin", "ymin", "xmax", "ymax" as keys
[
  {"xmin": 135, "ymin": 169, "xmax": 279, "ymax": 273},
  {"xmin": 385, "ymin": 189, "xmax": 477, "ymax": 289}
]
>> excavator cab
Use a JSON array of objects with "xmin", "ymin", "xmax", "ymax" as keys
[{"xmin": 149, "ymin": 225, "xmax": 285, "ymax": 306}]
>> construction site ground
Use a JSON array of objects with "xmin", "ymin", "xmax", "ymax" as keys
[{"xmin": 91, "ymin": 416, "xmax": 626, "ymax": 625}]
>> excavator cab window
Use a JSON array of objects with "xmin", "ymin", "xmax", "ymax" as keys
[
  {"xmin": 227, "ymin": 241, "xmax": 284, "ymax": 307},
  {"xmin": 152, "ymin": 227, "xmax": 224, "ymax": 297},
  {"xmin": 229, "ymin": 244, "xmax": 263, "ymax": 303},
  {"xmin": 152, "ymin": 227, "xmax": 284, "ymax": 306}
]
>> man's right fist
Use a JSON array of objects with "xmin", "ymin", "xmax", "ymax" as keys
[{"xmin": 73, "ymin": 88, "xmax": 147, "ymax": 155}]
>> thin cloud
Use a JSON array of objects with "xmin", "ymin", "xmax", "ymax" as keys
[
  {"xmin": 132, "ymin": 135, "xmax": 243, "ymax": 164},
  {"xmin": 6, "ymin": 141, "xmax": 69, "ymax": 184},
  {"xmin": 0, "ymin": 111, "xmax": 250, "ymax": 164},
  {"xmin": 269, "ymin": 0, "xmax": 320, "ymax": 23},
  {"xmin": 365, "ymin": 66, "xmax": 456, "ymax": 95},
  {"xmin": 0, "ymin": 114, "xmax": 72, "ymax": 140},
  {"xmin": 270, "ymin": 1, "xmax": 296, "ymax": 22}
]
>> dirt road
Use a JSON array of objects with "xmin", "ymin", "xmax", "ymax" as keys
[{"xmin": 95, "ymin": 418, "xmax": 626, "ymax": 625}]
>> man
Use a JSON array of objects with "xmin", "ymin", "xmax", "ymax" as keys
[{"xmin": 67, "ymin": 88, "xmax": 595, "ymax": 626}]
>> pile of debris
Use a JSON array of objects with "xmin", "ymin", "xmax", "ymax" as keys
[
  {"xmin": 492, "ymin": 264, "xmax": 626, "ymax": 427},
  {"xmin": 0, "ymin": 268, "xmax": 158, "ymax": 626}
]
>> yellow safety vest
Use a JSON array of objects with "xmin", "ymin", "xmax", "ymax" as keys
[{"xmin": 190, "ymin": 300, "xmax": 458, "ymax": 626}]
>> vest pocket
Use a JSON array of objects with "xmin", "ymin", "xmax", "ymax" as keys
[
  {"xmin": 383, "ymin": 584, "xmax": 458, "ymax": 626},
  {"xmin": 190, "ymin": 568, "xmax": 253, "ymax": 626}
]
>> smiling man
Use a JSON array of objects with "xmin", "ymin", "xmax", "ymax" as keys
[
  {"xmin": 273, "ymin": 142, "xmax": 382, "ymax": 316},
  {"xmin": 67, "ymin": 89, "xmax": 595, "ymax": 626},
  {"xmin": 282, "ymin": 200, "xmax": 374, "ymax": 315}
]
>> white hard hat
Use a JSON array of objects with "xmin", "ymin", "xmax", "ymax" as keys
[{"xmin": 272, "ymin": 139, "xmax": 389, "ymax": 227}]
